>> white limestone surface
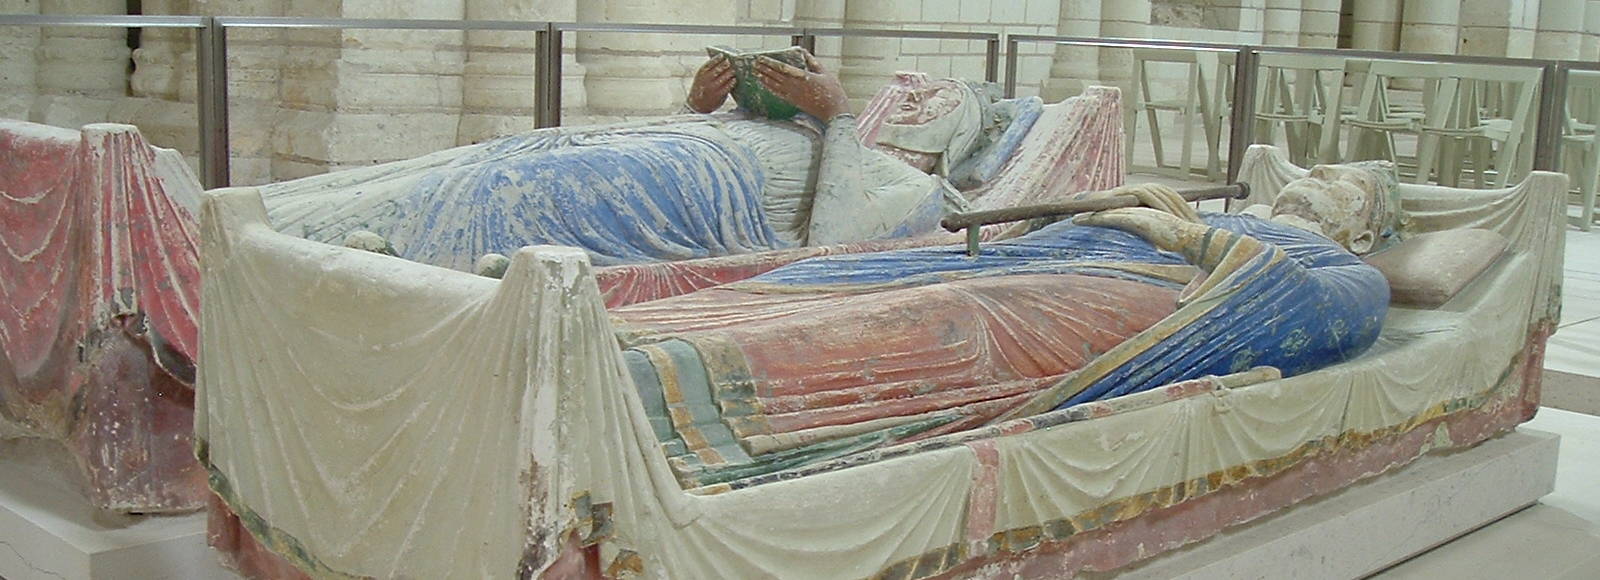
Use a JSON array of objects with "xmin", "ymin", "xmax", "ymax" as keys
[
  {"xmin": 0, "ymin": 439, "xmax": 235, "ymax": 580},
  {"xmin": 1112, "ymin": 429, "xmax": 1559, "ymax": 580}
]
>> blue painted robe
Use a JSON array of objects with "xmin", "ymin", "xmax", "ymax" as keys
[
  {"xmin": 384, "ymin": 127, "xmax": 792, "ymax": 267},
  {"xmin": 620, "ymin": 213, "xmax": 1390, "ymax": 486},
  {"xmin": 750, "ymin": 213, "xmax": 1390, "ymax": 407}
]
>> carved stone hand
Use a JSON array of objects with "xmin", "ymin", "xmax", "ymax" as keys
[
  {"xmin": 687, "ymin": 55, "xmax": 735, "ymax": 114},
  {"xmin": 754, "ymin": 52, "xmax": 849, "ymax": 121}
]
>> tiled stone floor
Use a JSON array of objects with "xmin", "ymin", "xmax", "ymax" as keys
[{"xmin": 1550, "ymin": 228, "xmax": 1600, "ymax": 381}]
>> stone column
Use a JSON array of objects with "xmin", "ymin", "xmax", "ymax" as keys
[
  {"xmin": 1042, "ymin": 0, "xmax": 1102, "ymax": 100},
  {"xmin": 0, "ymin": 0, "xmax": 39, "ymax": 119},
  {"xmin": 1534, "ymin": 0, "xmax": 1586, "ymax": 60},
  {"xmin": 1398, "ymin": 0, "xmax": 1462, "ymax": 56},
  {"xmin": 1459, "ymin": 0, "xmax": 1538, "ymax": 58},
  {"xmin": 576, "ymin": 0, "xmax": 740, "ymax": 119},
  {"xmin": 1098, "ymin": 0, "xmax": 1150, "ymax": 94},
  {"xmin": 1586, "ymin": 0, "xmax": 1600, "ymax": 61},
  {"xmin": 249, "ymin": 0, "xmax": 468, "ymax": 181},
  {"xmin": 1351, "ymin": 0, "xmax": 1404, "ymax": 51},
  {"xmin": 837, "ymin": 0, "xmax": 920, "ymax": 111},
  {"xmin": 1263, "ymin": 0, "xmax": 1304, "ymax": 46},
  {"xmin": 459, "ymin": 0, "xmax": 580, "ymax": 143},
  {"xmin": 1298, "ymin": 0, "xmax": 1342, "ymax": 48},
  {"xmin": 32, "ymin": 0, "xmax": 130, "ymax": 127}
]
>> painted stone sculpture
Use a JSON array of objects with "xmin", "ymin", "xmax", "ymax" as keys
[
  {"xmin": 196, "ymin": 132, "xmax": 1562, "ymax": 580},
  {"xmin": 0, "ymin": 68, "xmax": 1122, "ymax": 515},
  {"xmin": 0, "ymin": 121, "xmax": 208, "ymax": 512},
  {"xmin": 611, "ymin": 181, "xmax": 1392, "ymax": 487},
  {"xmin": 260, "ymin": 68, "xmax": 1046, "ymax": 271}
]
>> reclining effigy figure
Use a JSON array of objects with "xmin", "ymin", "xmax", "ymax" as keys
[
  {"xmin": 262, "ymin": 51, "xmax": 1053, "ymax": 271},
  {"xmin": 1, "ymin": 52, "xmax": 1122, "ymax": 514},
  {"xmin": 610, "ymin": 171, "xmax": 1395, "ymax": 486},
  {"xmin": 0, "ymin": 121, "xmax": 207, "ymax": 511},
  {"xmin": 198, "ymin": 120, "xmax": 1563, "ymax": 578}
]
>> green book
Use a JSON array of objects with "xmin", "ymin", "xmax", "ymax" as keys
[{"xmin": 706, "ymin": 45, "xmax": 808, "ymax": 120}]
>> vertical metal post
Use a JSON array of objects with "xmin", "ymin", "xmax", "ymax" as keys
[
  {"xmin": 535, "ymin": 23, "xmax": 562, "ymax": 128},
  {"xmin": 984, "ymin": 37, "xmax": 1000, "ymax": 83},
  {"xmin": 1225, "ymin": 46, "xmax": 1259, "ymax": 185},
  {"xmin": 791, "ymin": 32, "xmax": 816, "ymax": 54},
  {"xmin": 1002, "ymin": 38, "xmax": 1020, "ymax": 98},
  {"xmin": 196, "ymin": 17, "xmax": 229, "ymax": 189},
  {"xmin": 1533, "ymin": 62, "xmax": 1568, "ymax": 172}
]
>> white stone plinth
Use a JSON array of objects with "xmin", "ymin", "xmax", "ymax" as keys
[
  {"xmin": 1113, "ymin": 428, "xmax": 1560, "ymax": 580},
  {"xmin": 0, "ymin": 439, "xmax": 236, "ymax": 580}
]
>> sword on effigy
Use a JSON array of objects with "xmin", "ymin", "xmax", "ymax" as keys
[{"xmin": 940, "ymin": 182, "xmax": 1252, "ymax": 257}]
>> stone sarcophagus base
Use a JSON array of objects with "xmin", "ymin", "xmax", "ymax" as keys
[
  {"xmin": 192, "ymin": 142, "xmax": 1564, "ymax": 578},
  {"xmin": 0, "ymin": 120, "xmax": 207, "ymax": 513}
]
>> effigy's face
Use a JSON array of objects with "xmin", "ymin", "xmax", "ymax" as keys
[
  {"xmin": 886, "ymin": 82, "xmax": 964, "ymax": 125},
  {"xmin": 1271, "ymin": 166, "xmax": 1384, "ymax": 254}
]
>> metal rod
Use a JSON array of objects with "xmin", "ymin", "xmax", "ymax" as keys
[
  {"xmin": 553, "ymin": 21, "xmax": 803, "ymax": 35},
  {"xmin": 214, "ymin": 17, "xmax": 551, "ymax": 31},
  {"xmin": 805, "ymin": 27, "xmax": 997, "ymax": 40},
  {"xmin": 534, "ymin": 25, "xmax": 563, "ymax": 128},
  {"xmin": 1533, "ymin": 62, "xmax": 1568, "ymax": 172},
  {"xmin": 196, "ymin": 18, "xmax": 230, "ymax": 189},
  {"xmin": 984, "ymin": 38, "xmax": 1000, "ymax": 83},
  {"xmin": 943, "ymin": 183, "xmax": 1250, "ymax": 256},
  {"xmin": 1007, "ymin": 34, "xmax": 1244, "ymax": 53},
  {"xmin": 1003, "ymin": 38, "xmax": 1019, "ymax": 98},
  {"xmin": 791, "ymin": 33, "xmax": 817, "ymax": 54},
  {"xmin": 0, "ymin": 14, "xmax": 206, "ymax": 28},
  {"xmin": 1226, "ymin": 47, "xmax": 1259, "ymax": 186}
]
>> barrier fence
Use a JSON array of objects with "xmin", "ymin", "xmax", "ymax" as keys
[{"xmin": 0, "ymin": 13, "xmax": 1593, "ymax": 192}]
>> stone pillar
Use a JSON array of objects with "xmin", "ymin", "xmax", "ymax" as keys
[
  {"xmin": 122, "ymin": 0, "xmax": 204, "ymax": 168},
  {"xmin": 1586, "ymin": 0, "xmax": 1600, "ymax": 61},
  {"xmin": 459, "ymin": 0, "xmax": 580, "ymax": 143},
  {"xmin": 837, "ymin": 0, "xmax": 920, "ymax": 111},
  {"xmin": 1042, "ymin": 0, "xmax": 1102, "ymax": 100},
  {"xmin": 249, "ymin": 0, "xmax": 468, "ymax": 181},
  {"xmin": 576, "ymin": 0, "xmax": 740, "ymax": 119},
  {"xmin": 1534, "ymin": 0, "xmax": 1586, "ymax": 60},
  {"xmin": 32, "ymin": 0, "xmax": 130, "ymax": 127},
  {"xmin": 1098, "ymin": 0, "xmax": 1150, "ymax": 94},
  {"xmin": 0, "ymin": 0, "xmax": 39, "ymax": 119},
  {"xmin": 1298, "ymin": 0, "xmax": 1342, "ymax": 48},
  {"xmin": 1459, "ymin": 0, "xmax": 1539, "ymax": 58},
  {"xmin": 1263, "ymin": 0, "xmax": 1304, "ymax": 46},
  {"xmin": 1399, "ymin": 0, "xmax": 1462, "ymax": 56},
  {"xmin": 1351, "ymin": 0, "xmax": 1404, "ymax": 51}
]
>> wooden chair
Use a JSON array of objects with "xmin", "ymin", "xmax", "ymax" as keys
[
  {"xmin": 1252, "ymin": 53, "xmax": 1348, "ymax": 167},
  {"xmin": 1124, "ymin": 48, "xmax": 1233, "ymax": 182},
  {"xmin": 1342, "ymin": 60, "xmax": 1541, "ymax": 188},
  {"xmin": 1564, "ymin": 70, "xmax": 1600, "ymax": 231}
]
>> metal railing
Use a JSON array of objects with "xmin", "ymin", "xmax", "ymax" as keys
[
  {"xmin": 2, "ymin": 13, "xmax": 1596, "ymax": 192},
  {"xmin": 1002, "ymin": 34, "xmax": 1592, "ymax": 185}
]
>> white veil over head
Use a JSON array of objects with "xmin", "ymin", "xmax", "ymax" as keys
[{"xmin": 871, "ymin": 79, "xmax": 985, "ymax": 176}]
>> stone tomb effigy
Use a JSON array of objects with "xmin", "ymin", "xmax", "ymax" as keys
[
  {"xmin": 193, "ymin": 109, "xmax": 1562, "ymax": 577},
  {"xmin": 0, "ymin": 121, "xmax": 207, "ymax": 512},
  {"xmin": 0, "ymin": 77, "xmax": 1125, "ymax": 517}
]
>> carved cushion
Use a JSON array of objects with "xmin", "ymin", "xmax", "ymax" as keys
[{"xmin": 1364, "ymin": 228, "xmax": 1509, "ymax": 308}]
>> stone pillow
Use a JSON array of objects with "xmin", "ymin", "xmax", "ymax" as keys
[{"xmin": 1363, "ymin": 228, "xmax": 1510, "ymax": 308}]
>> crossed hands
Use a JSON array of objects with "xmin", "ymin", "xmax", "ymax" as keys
[
  {"xmin": 687, "ymin": 50, "xmax": 850, "ymax": 121},
  {"xmin": 1073, "ymin": 185, "xmax": 1208, "ymax": 255}
]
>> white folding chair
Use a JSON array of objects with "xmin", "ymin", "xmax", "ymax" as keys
[
  {"xmin": 1564, "ymin": 70, "xmax": 1600, "ymax": 231},
  {"xmin": 1253, "ymin": 53, "xmax": 1347, "ymax": 167}
]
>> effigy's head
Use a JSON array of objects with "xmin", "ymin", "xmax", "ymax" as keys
[
  {"xmin": 873, "ymin": 78, "xmax": 989, "ymax": 175},
  {"xmin": 1270, "ymin": 162, "xmax": 1400, "ymax": 255}
]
